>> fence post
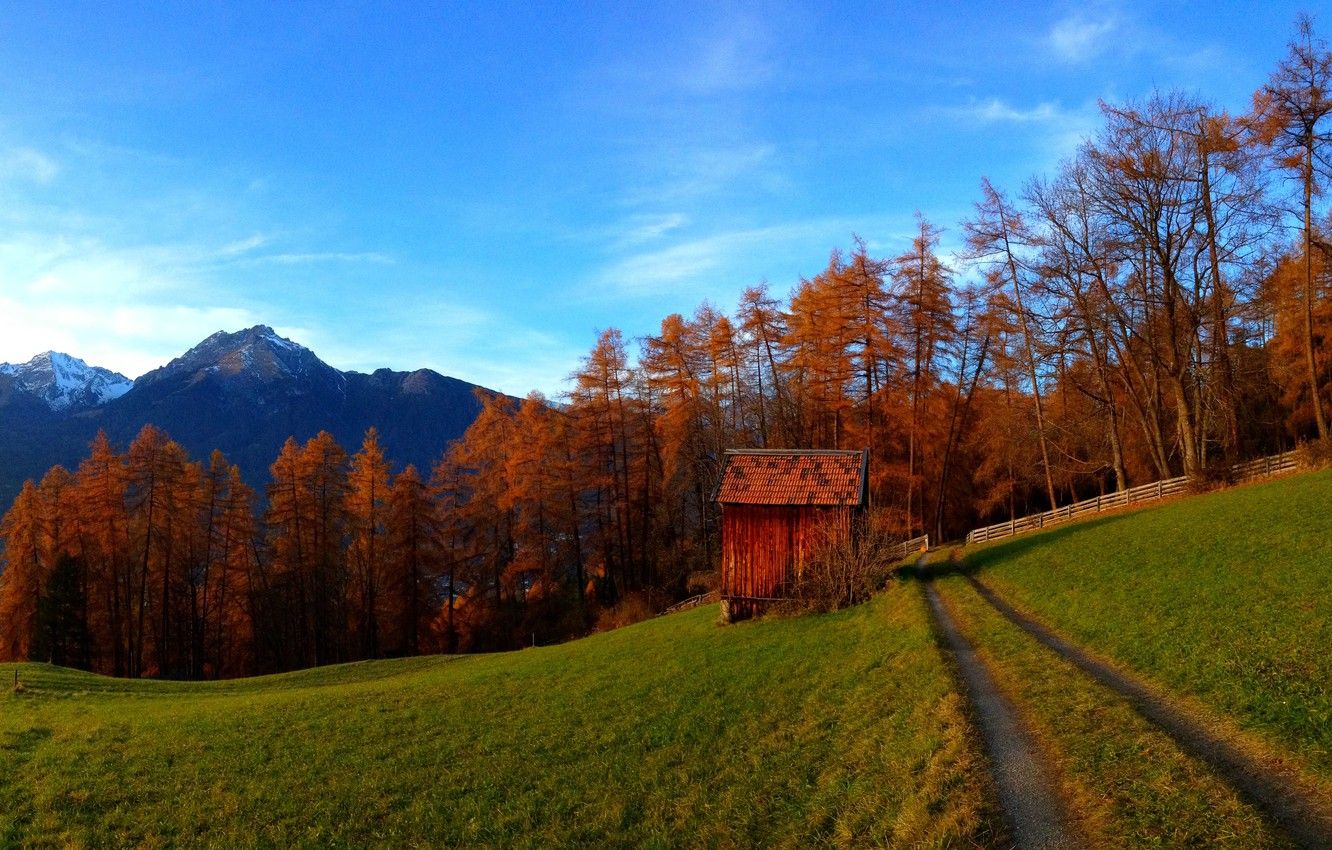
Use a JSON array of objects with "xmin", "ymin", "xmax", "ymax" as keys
[{"xmin": 1157, "ymin": 480, "xmax": 1163, "ymax": 499}]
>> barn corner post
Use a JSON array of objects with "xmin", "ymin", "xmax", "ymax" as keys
[{"xmin": 714, "ymin": 449, "xmax": 871, "ymax": 622}]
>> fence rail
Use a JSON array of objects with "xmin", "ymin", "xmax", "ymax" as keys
[
  {"xmin": 965, "ymin": 451, "xmax": 1299, "ymax": 546},
  {"xmin": 888, "ymin": 534, "xmax": 930, "ymax": 561},
  {"xmin": 661, "ymin": 590, "xmax": 720, "ymax": 615}
]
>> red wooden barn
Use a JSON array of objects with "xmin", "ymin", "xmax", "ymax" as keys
[{"xmin": 714, "ymin": 449, "xmax": 869, "ymax": 620}]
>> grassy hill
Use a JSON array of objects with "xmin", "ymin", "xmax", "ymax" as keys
[
  {"xmin": 957, "ymin": 469, "xmax": 1332, "ymax": 783},
  {"xmin": 1, "ymin": 588, "xmax": 1000, "ymax": 848},
  {"xmin": 8, "ymin": 469, "xmax": 1332, "ymax": 848}
]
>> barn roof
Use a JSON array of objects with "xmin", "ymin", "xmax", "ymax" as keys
[{"xmin": 715, "ymin": 449, "xmax": 869, "ymax": 507}]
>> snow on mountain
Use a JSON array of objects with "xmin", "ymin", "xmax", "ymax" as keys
[
  {"xmin": 134, "ymin": 325, "xmax": 348, "ymax": 399},
  {"xmin": 0, "ymin": 351, "xmax": 134, "ymax": 412}
]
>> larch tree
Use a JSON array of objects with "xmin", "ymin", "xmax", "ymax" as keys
[
  {"xmin": 966, "ymin": 181, "xmax": 1060, "ymax": 507},
  {"xmin": 0, "ymin": 482, "xmax": 46, "ymax": 660},
  {"xmin": 1253, "ymin": 14, "xmax": 1332, "ymax": 438},
  {"xmin": 348, "ymin": 427, "xmax": 391, "ymax": 658},
  {"xmin": 892, "ymin": 216, "xmax": 955, "ymax": 533},
  {"xmin": 385, "ymin": 464, "xmax": 441, "ymax": 656}
]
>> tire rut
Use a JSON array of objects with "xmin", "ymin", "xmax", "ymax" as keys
[
  {"xmin": 921, "ymin": 576, "xmax": 1082, "ymax": 850},
  {"xmin": 965, "ymin": 574, "xmax": 1332, "ymax": 850}
]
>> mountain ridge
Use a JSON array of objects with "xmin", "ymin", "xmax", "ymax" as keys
[
  {"xmin": 0, "ymin": 351, "xmax": 133, "ymax": 412},
  {"xmin": 0, "ymin": 325, "xmax": 497, "ymax": 506}
]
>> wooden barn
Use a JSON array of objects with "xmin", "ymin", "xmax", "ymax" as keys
[{"xmin": 714, "ymin": 449, "xmax": 869, "ymax": 620}]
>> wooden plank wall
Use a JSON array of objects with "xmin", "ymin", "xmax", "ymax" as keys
[{"xmin": 721, "ymin": 505, "xmax": 853, "ymax": 618}]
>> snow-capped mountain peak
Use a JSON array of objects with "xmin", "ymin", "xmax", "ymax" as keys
[
  {"xmin": 0, "ymin": 351, "xmax": 134, "ymax": 411},
  {"xmin": 138, "ymin": 325, "xmax": 345, "ymax": 396}
]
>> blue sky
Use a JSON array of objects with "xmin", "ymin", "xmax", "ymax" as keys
[{"xmin": 0, "ymin": 1, "xmax": 1316, "ymax": 395}]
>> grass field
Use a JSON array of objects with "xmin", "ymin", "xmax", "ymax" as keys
[
  {"xmin": 931, "ymin": 575, "xmax": 1292, "ymax": 848},
  {"xmin": 10, "ymin": 470, "xmax": 1332, "ymax": 848},
  {"xmin": 960, "ymin": 469, "xmax": 1332, "ymax": 784},
  {"xmin": 0, "ymin": 585, "xmax": 1001, "ymax": 849}
]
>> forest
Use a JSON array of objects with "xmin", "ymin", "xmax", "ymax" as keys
[{"xmin": 0, "ymin": 20, "xmax": 1330, "ymax": 676}]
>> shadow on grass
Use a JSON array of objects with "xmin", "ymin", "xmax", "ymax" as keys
[{"xmin": 897, "ymin": 510, "xmax": 1141, "ymax": 583}]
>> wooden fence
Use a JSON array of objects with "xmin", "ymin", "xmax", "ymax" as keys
[
  {"xmin": 661, "ymin": 590, "xmax": 720, "ymax": 615},
  {"xmin": 965, "ymin": 451, "xmax": 1299, "ymax": 546},
  {"xmin": 888, "ymin": 534, "xmax": 930, "ymax": 562}
]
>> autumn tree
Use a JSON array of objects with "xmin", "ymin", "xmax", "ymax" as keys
[
  {"xmin": 385, "ymin": 464, "xmax": 442, "ymax": 655},
  {"xmin": 0, "ymin": 482, "xmax": 46, "ymax": 660},
  {"xmin": 348, "ymin": 427, "xmax": 391, "ymax": 658},
  {"xmin": 892, "ymin": 216, "xmax": 954, "ymax": 533},
  {"xmin": 1253, "ymin": 14, "xmax": 1332, "ymax": 437}
]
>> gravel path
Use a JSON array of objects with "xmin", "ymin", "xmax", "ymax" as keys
[
  {"xmin": 967, "ymin": 575, "xmax": 1332, "ymax": 850},
  {"xmin": 921, "ymin": 576, "xmax": 1082, "ymax": 850}
]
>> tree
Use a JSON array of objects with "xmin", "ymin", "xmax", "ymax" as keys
[
  {"xmin": 1253, "ymin": 14, "xmax": 1332, "ymax": 438},
  {"xmin": 966, "ymin": 179, "xmax": 1060, "ymax": 507},
  {"xmin": 0, "ymin": 482, "xmax": 46, "ymax": 660},
  {"xmin": 32, "ymin": 554, "xmax": 90, "ymax": 668},
  {"xmin": 348, "ymin": 427, "xmax": 391, "ymax": 658},
  {"xmin": 893, "ymin": 216, "xmax": 954, "ymax": 532},
  {"xmin": 385, "ymin": 464, "xmax": 442, "ymax": 656}
]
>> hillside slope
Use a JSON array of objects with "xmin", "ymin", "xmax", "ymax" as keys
[
  {"xmin": 0, "ymin": 589, "xmax": 999, "ymax": 848},
  {"xmin": 960, "ymin": 469, "xmax": 1332, "ymax": 782}
]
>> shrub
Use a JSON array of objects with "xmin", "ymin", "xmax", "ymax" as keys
[
  {"xmin": 594, "ymin": 592, "xmax": 657, "ymax": 632},
  {"xmin": 1296, "ymin": 437, "xmax": 1332, "ymax": 470},
  {"xmin": 786, "ymin": 523, "xmax": 900, "ymax": 614},
  {"xmin": 1188, "ymin": 457, "xmax": 1233, "ymax": 494}
]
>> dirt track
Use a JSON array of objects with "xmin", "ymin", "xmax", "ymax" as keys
[
  {"xmin": 921, "ymin": 575, "xmax": 1082, "ymax": 850},
  {"xmin": 966, "ymin": 574, "xmax": 1332, "ymax": 850}
]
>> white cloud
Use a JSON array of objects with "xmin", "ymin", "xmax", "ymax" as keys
[
  {"xmin": 219, "ymin": 233, "xmax": 270, "ymax": 256},
  {"xmin": 0, "ymin": 297, "xmax": 267, "ymax": 379},
  {"xmin": 935, "ymin": 97, "xmax": 1102, "ymax": 170},
  {"xmin": 950, "ymin": 98, "xmax": 1063, "ymax": 124},
  {"xmin": 0, "ymin": 147, "xmax": 60, "ymax": 183},
  {"xmin": 302, "ymin": 300, "xmax": 586, "ymax": 398},
  {"xmin": 678, "ymin": 18, "xmax": 777, "ymax": 95},
  {"xmin": 251, "ymin": 251, "xmax": 394, "ymax": 266},
  {"xmin": 1048, "ymin": 14, "xmax": 1118, "ymax": 62},
  {"xmin": 593, "ymin": 216, "xmax": 913, "ymax": 300},
  {"xmin": 624, "ymin": 143, "xmax": 781, "ymax": 205},
  {"xmin": 616, "ymin": 213, "xmax": 691, "ymax": 247},
  {"xmin": 602, "ymin": 233, "xmax": 741, "ymax": 293}
]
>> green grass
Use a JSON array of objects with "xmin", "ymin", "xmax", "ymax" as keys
[
  {"xmin": 962, "ymin": 469, "xmax": 1332, "ymax": 782},
  {"xmin": 0, "ymin": 585, "xmax": 1000, "ymax": 849},
  {"xmin": 932, "ymin": 574, "xmax": 1292, "ymax": 848}
]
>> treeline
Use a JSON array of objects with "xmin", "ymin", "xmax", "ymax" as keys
[
  {"xmin": 0, "ymin": 428, "xmax": 452, "ymax": 677},
  {"xmin": 433, "ymin": 17, "xmax": 1332, "ymax": 603},
  {"xmin": 2, "ymin": 18, "xmax": 1331, "ymax": 676}
]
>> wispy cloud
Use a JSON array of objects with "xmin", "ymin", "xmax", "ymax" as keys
[
  {"xmin": 0, "ymin": 295, "xmax": 266, "ymax": 379},
  {"xmin": 1047, "ymin": 13, "xmax": 1118, "ymax": 63},
  {"xmin": 219, "ymin": 233, "xmax": 270, "ymax": 256},
  {"xmin": 677, "ymin": 16, "xmax": 777, "ymax": 95},
  {"xmin": 934, "ymin": 97, "xmax": 1101, "ymax": 169},
  {"xmin": 949, "ymin": 98, "xmax": 1063, "ymax": 124},
  {"xmin": 247, "ymin": 251, "xmax": 394, "ymax": 266},
  {"xmin": 623, "ymin": 143, "xmax": 782, "ymax": 206},
  {"xmin": 615, "ymin": 213, "xmax": 691, "ymax": 247},
  {"xmin": 304, "ymin": 300, "xmax": 587, "ymax": 398},
  {"xmin": 592, "ymin": 216, "xmax": 914, "ymax": 301},
  {"xmin": 0, "ymin": 147, "xmax": 60, "ymax": 183}
]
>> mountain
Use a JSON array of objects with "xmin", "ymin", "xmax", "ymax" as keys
[
  {"xmin": 0, "ymin": 351, "xmax": 133, "ymax": 413},
  {"xmin": 0, "ymin": 326, "xmax": 496, "ymax": 506}
]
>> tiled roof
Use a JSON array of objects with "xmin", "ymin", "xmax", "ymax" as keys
[{"xmin": 715, "ymin": 449, "xmax": 867, "ymax": 506}]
